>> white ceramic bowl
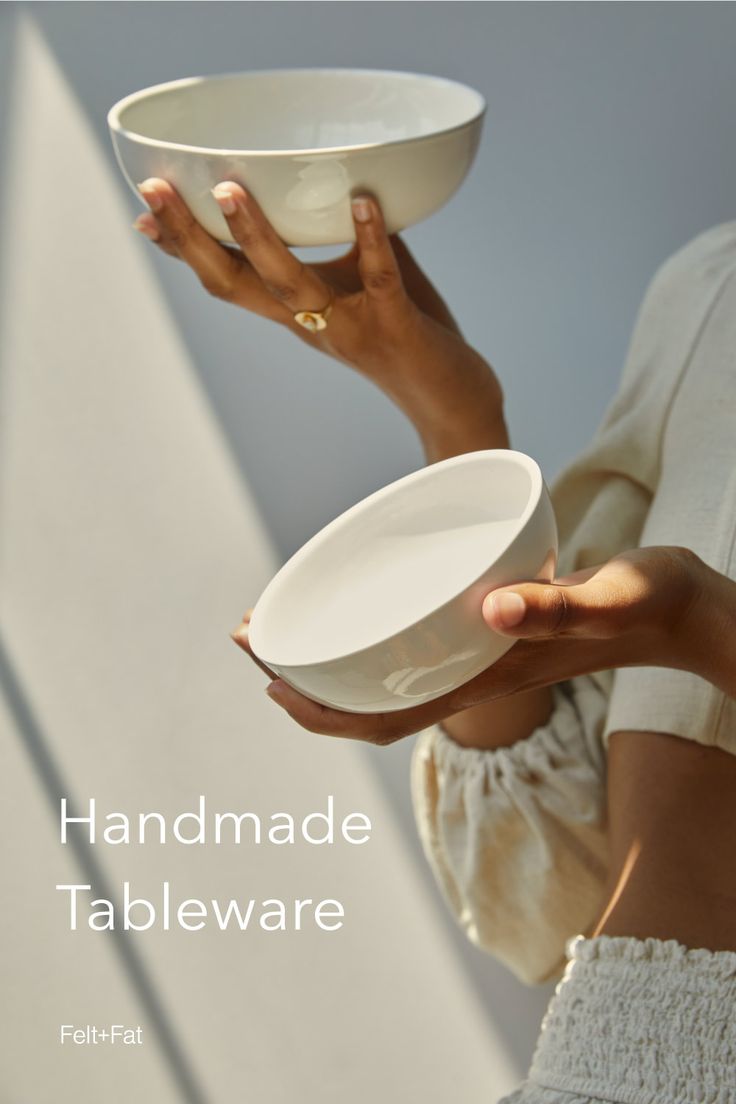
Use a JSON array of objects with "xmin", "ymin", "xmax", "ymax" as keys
[
  {"xmin": 248, "ymin": 451, "xmax": 558, "ymax": 714},
  {"xmin": 108, "ymin": 68, "xmax": 485, "ymax": 247}
]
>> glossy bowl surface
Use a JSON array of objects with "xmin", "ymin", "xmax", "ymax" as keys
[
  {"xmin": 248, "ymin": 450, "xmax": 558, "ymax": 713},
  {"xmin": 108, "ymin": 68, "xmax": 486, "ymax": 246}
]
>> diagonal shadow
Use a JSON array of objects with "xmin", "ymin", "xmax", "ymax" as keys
[{"xmin": 0, "ymin": 630, "xmax": 210, "ymax": 1104}]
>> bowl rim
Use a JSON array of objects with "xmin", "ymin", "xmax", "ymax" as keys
[
  {"xmin": 248, "ymin": 449, "xmax": 547, "ymax": 670},
  {"xmin": 107, "ymin": 67, "xmax": 487, "ymax": 158}
]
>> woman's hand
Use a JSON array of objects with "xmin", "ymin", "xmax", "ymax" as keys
[
  {"xmin": 231, "ymin": 545, "xmax": 733, "ymax": 746},
  {"xmin": 134, "ymin": 179, "xmax": 507, "ymax": 461}
]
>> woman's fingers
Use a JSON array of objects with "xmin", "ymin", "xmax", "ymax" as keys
[
  {"xmin": 480, "ymin": 550, "xmax": 680, "ymax": 641},
  {"xmin": 136, "ymin": 180, "xmax": 416, "ymax": 343},
  {"xmin": 481, "ymin": 567, "xmax": 625, "ymax": 639},
  {"xmin": 133, "ymin": 212, "xmax": 187, "ymax": 262},
  {"xmin": 263, "ymin": 635, "xmax": 610, "ymax": 744},
  {"xmin": 229, "ymin": 619, "xmax": 278, "ymax": 681},
  {"xmin": 137, "ymin": 178, "xmax": 242, "ymax": 292},
  {"xmin": 136, "ymin": 178, "xmax": 280, "ymax": 318},
  {"xmin": 350, "ymin": 195, "xmax": 407, "ymax": 309},
  {"xmin": 257, "ymin": 626, "xmax": 613, "ymax": 743},
  {"xmin": 484, "ymin": 582, "xmax": 579, "ymax": 637},
  {"xmin": 228, "ymin": 608, "xmax": 425, "ymax": 744},
  {"xmin": 264, "ymin": 679, "xmax": 445, "ymax": 745},
  {"xmin": 211, "ymin": 182, "xmax": 330, "ymax": 315}
]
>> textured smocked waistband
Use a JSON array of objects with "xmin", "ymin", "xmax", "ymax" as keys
[{"xmin": 528, "ymin": 934, "xmax": 736, "ymax": 1104}]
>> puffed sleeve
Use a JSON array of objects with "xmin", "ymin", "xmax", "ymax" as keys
[{"xmin": 410, "ymin": 677, "xmax": 610, "ymax": 985}]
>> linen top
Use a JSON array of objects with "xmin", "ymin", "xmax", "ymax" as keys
[{"xmin": 411, "ymin": 222, "xmax": 736, "ymax": 985}]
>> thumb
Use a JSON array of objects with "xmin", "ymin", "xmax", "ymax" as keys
[{"xmin": 482, "ymin": 576, "xmax": 612, "ymax": 639}]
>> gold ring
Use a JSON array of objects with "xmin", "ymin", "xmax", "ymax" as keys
[{"xmin": 293, "ymin": 298, "xmax": 333, "ymax": 333}]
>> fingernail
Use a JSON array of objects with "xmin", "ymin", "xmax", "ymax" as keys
[
  {"xmin": 490, "ymin": 592, "xmax": 526, "ymax": 629},
  {"xmin": 137, "ymin": 180, "xmax": 163, "ymax": 212},
  {"xmin": 211, "ymin": 184, "xmax": 237, "ymax": 215},
  {"xmin": 351, "ymin": 196, "xmax": 372, "ymax": 223},
  {"xmin": 266, "ymin": 680, "xmax": 285, "ymax": 702},
  {"xmin": 132, "ymin": 215, "xmax": 160, "ymax": 241}
]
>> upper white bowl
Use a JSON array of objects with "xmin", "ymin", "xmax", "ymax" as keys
[
  {"xmin": 248, "ymin": 450, "xmax": 558, "ymax": 714},
  {"xmin": 108, "ymin": 68, "xmax": 486, "ymax": 246}
]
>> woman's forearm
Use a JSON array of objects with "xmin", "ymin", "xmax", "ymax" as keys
[
  {"xmin": 397, "ymin": 336, "xmax": 509, "ymax": 463},
  {"xmin": 440, "ymin": 686, "xmax": 554, "ymax": 749},
  {"xmin": 420, "ymin": 408, "xmax": 510, "ymax": 463}
]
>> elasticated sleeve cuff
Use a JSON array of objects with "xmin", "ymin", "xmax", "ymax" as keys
[{"xmin": 410, "ymin": 678, "xmax": 610, "ymax": 985}]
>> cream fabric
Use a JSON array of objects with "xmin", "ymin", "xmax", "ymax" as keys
[
  {"xmin": 411, "ymin": 222, "xmax": 736, "ymax": 985},
  {"xmin": 498, "ymin": 935, "xmax": 736, "ymax": 1104},
  {"xmin": 411, "ymin": 683, "xmax": 609, "ymax": 985}
]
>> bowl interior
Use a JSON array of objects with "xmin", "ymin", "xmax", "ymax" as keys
[
  {"xmin": 250, "ymin": 452, "xmax": 539, "ymax": 666},
  {"xmin": 113, "ymin": 70, "xmax": 485, "ymax": 153}
]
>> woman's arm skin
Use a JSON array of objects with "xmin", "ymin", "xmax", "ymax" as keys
[
  {"xmin": 232, "ymin": 545, "xmax": 736, "ymax": 745},
  {"xmin": 593, "ymin": 730, "xmax": 736, "ymax": 952},
  {"xmin": 135, "ymin": 178, "xmax": 552, "ymax": 747}
]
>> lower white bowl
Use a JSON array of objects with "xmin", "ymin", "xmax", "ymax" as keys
[{"xmin": 248, "ymin": 450, "xmax": 558, "ymax": 714}]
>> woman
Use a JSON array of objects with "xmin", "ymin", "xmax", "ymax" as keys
[{"xmin": 134, "ymin": 180, "xmax": 736, "ymax": 1102}]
